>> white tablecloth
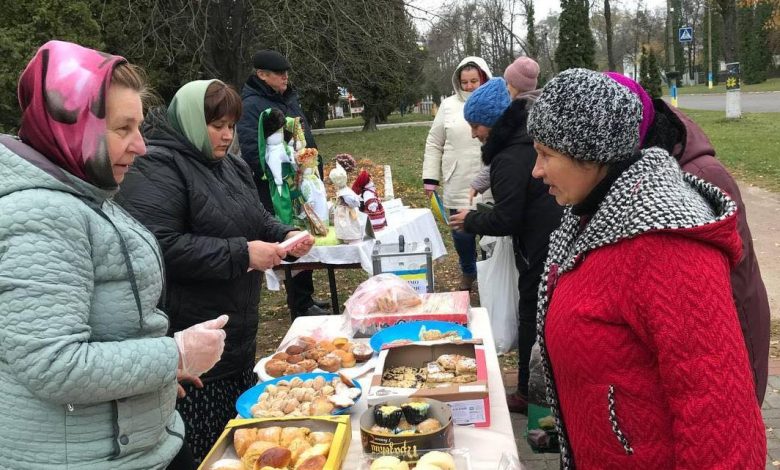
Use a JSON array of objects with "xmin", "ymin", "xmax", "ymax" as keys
[
  {"xmin": 264, "ymin": 207, "xmax": 447, "ymax": 290},
  {"xmin": 269, "ymin": 308, "xmax": 519, "ymax": 469}
]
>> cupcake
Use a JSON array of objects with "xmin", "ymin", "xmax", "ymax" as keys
[
  {"xmin": 352, "ymin": 343, "xmax": 374, "ymax": 363},
  {"xmin": 374, "ymin": 404, "xmax": 403, "ymax": 429},
  {"xmin": 401, "ymin": 401, "xmax": 430, "ymax": 425}
]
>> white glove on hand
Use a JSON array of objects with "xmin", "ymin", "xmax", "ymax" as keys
[{"xmin": 174, "ymin": 315, "xmax": 229, "ymax": 377}]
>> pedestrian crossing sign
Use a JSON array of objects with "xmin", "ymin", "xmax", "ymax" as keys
[{"xmin": 679, "ymin": 27, "xmax": 693, "ymax": 43}]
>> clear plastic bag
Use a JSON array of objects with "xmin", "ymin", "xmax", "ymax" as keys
[{"xmin": 344, "ymin": 273, "xmax": 422, "ymax": 317}]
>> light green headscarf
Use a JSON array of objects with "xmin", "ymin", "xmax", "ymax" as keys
[{"xmin": 167, "ymin": 79, "xmax": 217, "ymax": 160}]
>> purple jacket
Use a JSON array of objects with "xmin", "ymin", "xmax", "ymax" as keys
[{"xmin": 655, "ymin": 100, "xmax": 771, "ymax": 404}]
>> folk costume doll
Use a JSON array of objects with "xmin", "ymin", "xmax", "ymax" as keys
[
  {"xmin": 352, "ymin": 170, "xmax": 387, "ymax": 230},
  {"xmin": 257, "ymin": 108, "xmax": 301, "ymax": 224},
  {"xmin": 329, "ymin": 163, "xmax": 362, "ymax": 242}
]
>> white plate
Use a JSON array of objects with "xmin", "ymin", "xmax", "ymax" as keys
[{"xmin": 253, "ymin": 354, "xmax": 377, "ymax": 382}]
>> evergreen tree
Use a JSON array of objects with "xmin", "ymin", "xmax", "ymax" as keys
[
  {"xmin": 555, "ymin": 0, "xmax": 597, "ymax": 71},
  {"xmin": 527, "ymin": 1, "xmax": 538, "ymax": 58},
  {"xmin": 646, "ymin": 50, "xmax": 664, "ymax": 98},
  {"xmin": 639, "ymin": 46, "xmax": 650, "ymax": 85},
  {"xmin": 739, "ymin": 0, "xmax": 772, "ymax": 83},
  {"xmin": 702, "ymin": 7, "xmax": 724, "ymax": 85}
]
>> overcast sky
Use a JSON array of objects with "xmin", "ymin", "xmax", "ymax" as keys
[{"xmin": 407, "ymin": 0, "xmax": 668, "ymax": 33}]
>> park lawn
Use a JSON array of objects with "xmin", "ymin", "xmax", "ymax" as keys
[
  {"xmin": 325, "ymin": 112, "xmax": 433, "ymax": 128},
  {"xmin": 664, "ymin": 77, "xmax": 780, "ymax": 96},
  {"xmin": 682, "ymin": 109, "xmax": 780, "ymax": 191}
]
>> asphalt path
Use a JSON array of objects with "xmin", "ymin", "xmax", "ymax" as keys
[{"xmin": 665, "ymin": 92, "xmax": 780, "ymax": 113}]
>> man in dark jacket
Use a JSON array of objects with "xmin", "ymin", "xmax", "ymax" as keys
[
  {"xmin": 237, "ymin": 49, "xmax": 330, "ymax": 319},
  {"xmin": 450, "ymin": 78, "xmax": 563, "ymax": 413}
]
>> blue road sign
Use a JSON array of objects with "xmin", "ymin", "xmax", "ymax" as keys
[{"xmin": 679, "ymin": 26, "xmax": 693, "ymax": 43}]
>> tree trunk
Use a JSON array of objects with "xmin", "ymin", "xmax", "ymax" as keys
[
  {"xmin": 718, "ymin": 0, "xmax": 739, "ymax": 62},
  {"xmin": 362, "ymin": 114, "xmax": 378, "ymax": 132},
  {"xmin": 605, "ymin": 0, "xmax": 616, "ymax": 71}
]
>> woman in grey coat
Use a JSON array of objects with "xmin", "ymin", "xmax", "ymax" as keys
[{"xmin": 0, "ymin": 41, "xmax": 225, "ymax": 470}]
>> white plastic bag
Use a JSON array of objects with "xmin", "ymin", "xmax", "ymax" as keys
[{"xmin": 477, "ymin": 236, "xmax": 519, "ymax": 354}]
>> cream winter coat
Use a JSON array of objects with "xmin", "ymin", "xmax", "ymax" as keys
[{"xmin": 422, "ymin": 57, "xmax": 492, "ymax": 209}]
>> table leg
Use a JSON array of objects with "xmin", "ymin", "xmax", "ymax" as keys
[{"xmin": 327, "ymin": 266, "xmax": 339, "ymax": 315}]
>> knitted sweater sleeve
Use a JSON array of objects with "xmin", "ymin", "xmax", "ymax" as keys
[{"xmin": 623, "ymin": 233, "xmax": 765, "ymax": 468}]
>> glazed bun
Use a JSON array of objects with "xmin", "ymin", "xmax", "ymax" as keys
[
  {"xmin": 232, "ymin": 428, "xmax": 258, "ymax": 457},
  {"xmin": 294, "ymin": 454, "xmax": 327, "ymax": 470},
  {"xmin": 416, "ymin": 451, "xmax": 456, "ymax": 470},
  {"xmin": 255, "ymin": 446, "xmax": 291, "ymax": 469}
]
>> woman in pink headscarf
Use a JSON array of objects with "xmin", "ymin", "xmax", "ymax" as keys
[{"xmin": 0, "ymin": 41, "xmax": 226, "ymax": 470}]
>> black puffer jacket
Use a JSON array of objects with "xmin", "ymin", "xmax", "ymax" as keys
[
  {"xmin": 118, "ymin": 109, "xmax": 294, "ymax": 381},
  {"xmin": 237, "ymin": 75, "xmax": 318, "ymax": 212},
  {"xmin": 463, "ymin": 99, "xmax": 562, "ymax": 281}
]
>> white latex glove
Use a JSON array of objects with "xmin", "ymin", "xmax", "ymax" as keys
[{"xmin": 174, "ymin": 315, "xmax": 229, "ymax": 377}]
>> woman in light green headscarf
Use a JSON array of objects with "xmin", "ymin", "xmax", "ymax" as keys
[{"xmin": 118, "ymin": 80, "xmax": 314, "ymax": 464}]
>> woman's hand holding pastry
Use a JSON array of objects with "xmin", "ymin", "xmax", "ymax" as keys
[{"xmin": 248, "ymin": 240, "xmax": 287, "ymax": 271}]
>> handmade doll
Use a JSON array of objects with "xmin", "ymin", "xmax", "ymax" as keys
[
  {"xmin": 352, "ymin": 170, "xmax": 387, "ymax": 231},
  {"xmin": 297, "ymin": 147, "xmax": 328, "ymax": 235},
  {"xmin": 258, "ymin": 108, "xmax": 300, "ymax": 224},
  {"xmin": 329, "ymin": 163, "xmax": 362, "ymax": 243}
]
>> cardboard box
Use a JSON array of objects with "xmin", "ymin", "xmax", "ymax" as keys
[
  {"xmin": 350, "ymin": 291, "xmax": 470, "ymax": 336},
  {"xmin": 365, "ymin": 341, "xmax": 490, "ymax": 427},
  {"xmin": 199, "ymin": 415, "xmax": 351, "ymax": 470}
]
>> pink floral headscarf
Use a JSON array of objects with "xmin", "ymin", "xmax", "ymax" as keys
[{"xmin": 18, "ymin": 40, "xmax": 126, "ymax": 188}]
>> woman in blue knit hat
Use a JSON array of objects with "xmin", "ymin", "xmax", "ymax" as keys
[{"xmin": 450, "ymin": 77, "xmax": 562, "ymax": 413}]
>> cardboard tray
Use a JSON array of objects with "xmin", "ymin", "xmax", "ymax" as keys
[
  {"xmin": 198, "ymin": 415, "xmax": 351, "ymax": 470},
  {"xmin": 365, "ymin": 340, "xmax": 490, "ymax": 427}
]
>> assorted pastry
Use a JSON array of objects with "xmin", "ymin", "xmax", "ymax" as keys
[
  {"xmin": 369, "ymin": 401, "xmax": 443, "ymax": 436},
  {"xmin": 209, "ymin": 425, "xmax": 334, "ymax": 470},
  {"xmin": 368, "ymin": 451, "xmax": 457, "ymax": 470},
  {"xmin": 381, "ymin": 355, "xmax": 477, "ymax": 388},
  {"xmin": 264, "ymin": 336, "xmax": 374, "ymax": 378},
  {"xmin": 418, "ymin": 327, "xmax": 461, "ymax": 342},
  {"xmin": 250, "ymin": 375, "xmax": 361, "ymax": 418}
]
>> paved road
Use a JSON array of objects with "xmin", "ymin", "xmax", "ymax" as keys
[
  {"xmin": 312, "ymin": 120, "xmax": 432, "ymax": 135},
  {"xmin": 665, "ymin": 92, "xmax": 780, "ymax": 112}
]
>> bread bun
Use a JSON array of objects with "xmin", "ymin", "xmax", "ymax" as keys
[
  {"xmin": 232, "ymin": 428, "xmax": 257, "ymax": 457},
  {"xmin": 307, "ymin": 431, "xmax": 334, "ymax": 445},
  {"xmin": 370, "ymin": 455, "xmax": 409, "ymax": 470},
  {"xmin": 316, "ymin": 340, "xmax": 335, "ymax": 352},
  {"xmin": 416, "ymin": 451, "xmax": 456, "ymax": 470},
  {"xmin": 255, "ymin": 426, "xmax": 282, "ymax": 445},
  {"xmin": 271, "ymin": 352, "xmax": 289, "ymax": 361},
  {"xmin": 294, "ymin": 454, "xmax": 327, "ymax": 470},
  {"xmin": 287, "ymin": 436, "xmax": 312, "ymax": 465},
  {"xmin": 241, "ymin": 441, "xmax": 275, "ymax": 470},
  {"xmin": 264, "ymin": 359, "xmax": 288, "ymax": 378},
  {"xmin": 286, "ymin": 354, "xmax": 304, "ymax": 364},
  {"xmin": 284, "ymin": 363, "xmax": 306, "ymax": 375},
  {"xmin": 255, "ymin": 446, "xmax": 291, "ymax": 469},
  {"xmin": 280, "ymin": 426, "xmax": 310, "ymax": 447},
  {"xmin": 209, "ymin": 458, "xmax": 243, "ymax": 470},
  {"xmin": 286, "ymin": 344, "xmax": 305, "ymax": 355},
  {"xmin": 309, "ymin": 396, "xmax": 335, "ymax": 416},
  {"xmin": 297, "ymin": 359, "xmax": 318, "ymax": 372},
  {"xmin": 317, "ymin": 354, "xmax": 341, "ymax": 372}
]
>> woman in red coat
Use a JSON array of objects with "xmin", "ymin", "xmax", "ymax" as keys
[{"xmin": 527, "ymin": 68, "xmax": 765, "ymax": 469}]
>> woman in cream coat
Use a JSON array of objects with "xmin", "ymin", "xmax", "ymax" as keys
[{"xmin": 422, "ymin": 56, "xmax": 492, "ymax": 291}]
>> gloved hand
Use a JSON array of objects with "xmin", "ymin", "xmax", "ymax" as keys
[{"xmin": 174, "ymin": 315, "xmax": 229, "ymax": 377}]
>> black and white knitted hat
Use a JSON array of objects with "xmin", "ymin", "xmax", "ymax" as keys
[{"xmin": 528, "ymin": 68, "xmax": 642, "ymax": 163}]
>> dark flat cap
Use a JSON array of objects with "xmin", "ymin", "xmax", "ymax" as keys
[{"xmin": 252, "ymin": 50, "xmax": 291, "ymax": 71}]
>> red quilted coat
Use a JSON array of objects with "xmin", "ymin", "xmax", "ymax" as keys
[{"xmin": 538, "ymin": 148, "xmax": 766, "ymax": 469}]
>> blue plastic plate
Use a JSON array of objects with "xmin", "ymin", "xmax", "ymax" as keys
[
  {"xmin": 236, "ymin": 372, "xmax": 362, "ymax": 419},
  {"xmin": 369, "ymin": 320, "xmax": 472, "ymax": 352}
]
